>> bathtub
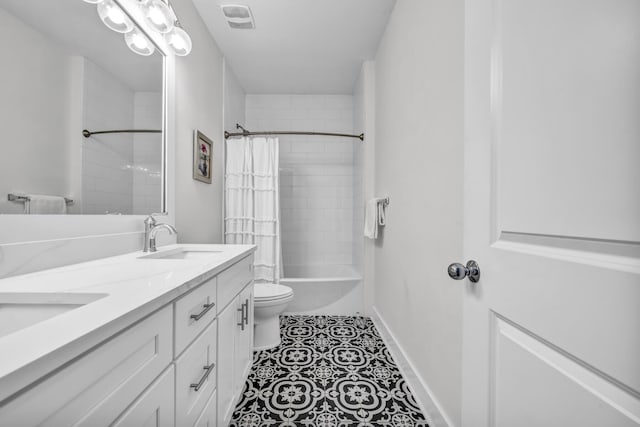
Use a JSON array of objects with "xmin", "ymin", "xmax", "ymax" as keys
[{"xmin": 280, "ymin": 264, "xmax": 363, "ymax": 315}]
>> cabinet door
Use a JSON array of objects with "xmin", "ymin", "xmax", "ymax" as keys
[
  {"xmin": 0, "ymin": 306, "xmax": 173, "ymax": 426},
  {"xmin": 235, "ymin": 284, "xmax": 254, "ymax": 396},
  {"xmin": 111, "ymin": 366, "xmax": 174, "ymax": 427},
  {"xmin": 217, "ymin": 255, "xmax": 253, "ymax": 312},
  {"xmin": 193, "ymin": 390, "xmax": 217, "ymax": 427},
  {"xmin": 175, "ymin": 320, "xmax": 217, "ymax": 427},
  {"xmin": 216, "ymin": 295, "xmax": 239, "ymax": 427}
]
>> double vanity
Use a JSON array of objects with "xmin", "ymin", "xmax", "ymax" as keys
[{"xmin": 0, "ymin": 244, "xmax": 256, "ymax": 426}]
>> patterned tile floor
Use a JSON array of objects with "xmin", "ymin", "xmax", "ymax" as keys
[{"xmin": 230, "ymin": 315, "xmax": 429, "ymax": 427}]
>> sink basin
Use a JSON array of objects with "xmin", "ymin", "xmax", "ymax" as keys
[
  {"xmin": 138, "ymin": 247, "xmax": 224, "ymax": 261},
  {"xmin": 0, "ymin": 292, "xmax": 107, "ymax": 338}
]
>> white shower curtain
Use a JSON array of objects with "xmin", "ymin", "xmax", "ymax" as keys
[{"xmin": 225, "ymin": 137, "xmax": 281, "ymax": 284}]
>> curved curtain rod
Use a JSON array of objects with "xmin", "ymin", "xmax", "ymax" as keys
[
  {"xmin": 224, "ymin": 124, "xmax": 364, "ymax": 141},
  {"xmin": 82, "ymin": 129, "xmax": 162, "ymax": 138}
]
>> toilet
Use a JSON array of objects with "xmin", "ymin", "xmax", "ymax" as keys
[{"xmin": 253, "ymin": 283, "xmax": 294, "ymax": 350}]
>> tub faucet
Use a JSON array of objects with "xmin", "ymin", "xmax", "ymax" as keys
[{"xmin": 143, "ymin": 215, "xmax": 177, "ymax": 252}]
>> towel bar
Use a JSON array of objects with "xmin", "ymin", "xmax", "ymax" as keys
[{"xmin": 8, "ymin": 193, "xmax": 74, "ymax": 205}]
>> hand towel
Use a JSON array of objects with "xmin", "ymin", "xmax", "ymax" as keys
[
  {"xmin": 377, "ymin": 200, "xmax": 386, "ymax": 227},
  {"xmin": 26, "ymin": 195, "xmax": 67, "ymax": 214},
  {"xmin": 364, "ymin": 198, "xmax": 378, "ymax": 239}
]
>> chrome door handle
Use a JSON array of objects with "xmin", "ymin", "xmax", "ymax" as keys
[
  {"xmin": 448, "ymin": 260, "xmax": 480, "ymax": 283},
  {"xmin": 190, "ymin": 302, "xmax": 215, "ymax": 321},
  {"xmin": 243, "ymin": 298, "xmax": 249, "ymax": 326},
  {"xmin": 190, "ymin": 363, "xmax": 215, "ymax": 392}
]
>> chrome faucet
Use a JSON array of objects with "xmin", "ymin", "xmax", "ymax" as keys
[{"xmin": 143, "ymin": 215, "xmax": 177, "ymax": 252}]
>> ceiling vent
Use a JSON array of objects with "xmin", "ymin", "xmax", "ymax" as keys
[{"xmin": 220, "ymin": 5, "xmax": 255, "ymax": 29}]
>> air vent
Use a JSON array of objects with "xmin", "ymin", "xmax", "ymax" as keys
[{"xmin": 220, "ymin": 4, "xmax": 255, "ymax": 29}]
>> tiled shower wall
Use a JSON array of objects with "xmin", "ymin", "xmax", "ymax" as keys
[
  {"xmin": 133, "ymin": 92, "xmax": 162, "ymax": 215},
  {"xmin": 245, "ymin": 95, "xmax": 355, "ymax": 273},
  {"xmin": 82, "ymin": 59, "xmax": 134, "ymax": 215},
  {"xmin": 82, "ymin": 59, "xmax": 162, "ymax": 215}
]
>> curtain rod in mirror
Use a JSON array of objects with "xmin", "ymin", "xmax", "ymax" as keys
[
  {"xmin": 82, "ymin": 129, "xmax": 162, "ymax": 138},
  {"xmin": 224, "ymin": 123, "xmax": 364, "ymax": 141}
]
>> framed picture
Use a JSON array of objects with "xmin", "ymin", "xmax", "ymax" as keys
[{"xmin": 193, "ymin": 130, "xmax": 213, "ymax": 184}]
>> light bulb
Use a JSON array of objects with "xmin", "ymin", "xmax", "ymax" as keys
[
  {"xmin": 165, "ymin": 26, "xmax": 192, "ymax": 56},
  {"xmin": 143, "ymin": 0, "xmax": 176, "ymax": 34},
  {"xmin": 125, "ymin": 28, "xmax": 155, "ymax": 56},
  {"xmin": 97, "ymin": 0, "xmax": 134, "ymax": 33}
]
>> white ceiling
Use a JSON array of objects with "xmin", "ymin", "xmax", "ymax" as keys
[
  {"xmin": 2, "ymin": 0, "xmax": 162, "ymax": 92},
  {"xmin": 193, "ymin": 0, "xmax": 396, "ymax": 94}
]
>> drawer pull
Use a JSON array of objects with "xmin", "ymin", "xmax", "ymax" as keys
[
  {"xmin": 190, "ymin": 363, "xmax": 215, "ymax": 392},
  {"xmin": 237, "ymin": 306, "xmax": 245, "ymax": 331},
  {"xmin": 190, "ymin": 302, "xmax": 215, "ymax": 321},
  {"xmin": 243, "ymin": 298, "xmax": 249, "ymax": 326}
]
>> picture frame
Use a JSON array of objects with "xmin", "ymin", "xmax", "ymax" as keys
[{"xmin": 193, "ymin": 130, "xmax": 213, "ymax": 184}]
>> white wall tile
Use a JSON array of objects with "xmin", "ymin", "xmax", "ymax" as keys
[{"xmin": 246, "ymin": 94, "xmax": 356, "ymax": 270}]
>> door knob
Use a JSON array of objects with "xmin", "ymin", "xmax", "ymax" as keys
[{"xmin": 448, "ymin": 260, "xmax": 480, "ymax": 283}]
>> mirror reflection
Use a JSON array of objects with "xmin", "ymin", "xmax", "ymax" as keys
[{"xmin": 0, "ymin": 0, "xmax": 164, "ymax": 215}]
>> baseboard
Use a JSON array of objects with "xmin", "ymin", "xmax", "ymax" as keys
[{"xmin": 371, "ymin": 306, "xmax": 454, "ymax": 427}]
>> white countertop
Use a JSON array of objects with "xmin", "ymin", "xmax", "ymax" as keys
[{"xmin": 0, "ymin": 244, "xmax": 256, "ymax": 403}]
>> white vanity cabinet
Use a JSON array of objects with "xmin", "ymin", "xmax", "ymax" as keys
[
  {"xmin": 216, "ymin": 259, "xmax": 255, "ymax": 426},
  {"xmin": 236, "ymin": 284, "xmax": 254, "ymax": 392},
  {"xmin": 0, "ymin": 250, "xmax": 255, "ymax": 427},
  {"xmin": 112, "ymin": 366, "xmax": 175, "ymax": 427},
  {"xmin": 0, "ymin": 305, "xmax": 174, "ymax": 426}
]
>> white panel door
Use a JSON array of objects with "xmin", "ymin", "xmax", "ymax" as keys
[{"xmin": 462, "ymin": 1, "xmax": 640, "ymax": 426}]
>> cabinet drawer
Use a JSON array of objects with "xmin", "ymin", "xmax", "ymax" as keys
[
  {"xmin": 112, "ymin": 365, "xmax": 175, "ymax": 427},
  {"xmin": 175, "ymin": 319, "xmax": 217, "ymax": 427},
  {"xmin": 217, "ymin": 255, "xmax": 254, "ymax": 311},
  {"xmin": 193, "ymin": 390, "xmax": 217, "ymax": 427},
  {"xmin": 175, "ymin": 276, "xmax": 217, "ymax": 356},
  {"xmin": 0, "ymin": 306, "xmax": 173, "ymax": 426}
]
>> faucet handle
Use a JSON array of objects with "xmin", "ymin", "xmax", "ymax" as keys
[
  {"xmin": 144, "ymin": 212, "xmax": 167, "ymax": 225},
  {"xmin": 144, "ymin": 215, "xmax": 157, "ymax": 227}
]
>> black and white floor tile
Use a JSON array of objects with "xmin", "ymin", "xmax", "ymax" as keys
[{"xmin": 230, "ymin": 315, "xmax": 429, "ymax": 427}]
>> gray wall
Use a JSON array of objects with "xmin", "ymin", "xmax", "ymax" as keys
[
  {"xmin": 373, "ymin": 0, "xmax": 464, "ymax": 425},
  {"xmin": 223, "ymin": 61, "xmax": 246, "ymax": 133},
  {"xmin": 173, "ymin": 0, "xmax": 225, "ymax": 244}
]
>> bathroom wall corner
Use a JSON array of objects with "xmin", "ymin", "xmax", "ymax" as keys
[
  {"xmin": 172, "ymin": 0, "xmax": 225, "ymax": 244},
  {"xmin": 353, "ymin": 61, "xmax": 377, "ymax": 316},
  {"xmin": 371, "ymin": 307, "xmax": 453, "ymax": 427}
]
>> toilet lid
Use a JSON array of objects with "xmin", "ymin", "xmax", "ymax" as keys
[{"xmin": 254, "ymin": 283, "xmax": 293, "ymax": 301}]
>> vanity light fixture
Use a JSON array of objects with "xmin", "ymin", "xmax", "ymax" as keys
[
  {"xmin": 97, "ymin": 0, "xmax": 135, "ymax": 33},
  {"xmin": 85, "ymin": 0, "xmax": 192, "ymax": 56},
  {"xmin": 139, "ymin": 0, "xmax": 176, "ymax": 34},
  {"xmin": 125, "ymin": 27, "xmax": 156, "ymax": 56},
  {"xmin": 164, "ymin": 23, "xmax": 192, "ymax": 56}
]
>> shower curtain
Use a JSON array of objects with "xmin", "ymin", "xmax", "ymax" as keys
[{"xmin": 225, "ymin": 137, "xmax": 281, "ymax": 284}]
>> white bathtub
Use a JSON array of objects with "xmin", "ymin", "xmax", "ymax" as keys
[{"xmin": 280, "ymin": 264, "xmax": 363, "ymax": 315}]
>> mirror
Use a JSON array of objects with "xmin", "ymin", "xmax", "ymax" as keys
[{"xmin": 0, "ymin": 0, "xmax": 165, "ymax": 215}]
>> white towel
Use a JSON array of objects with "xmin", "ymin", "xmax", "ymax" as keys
[
  {"xmin": 26, "ymin": 195, "xmax": 67, "ymax": 214},
  {"xmin": 377, "ymin": 201, "xmax": 386, "ymax": 227},
  {"xmin": 364, "ymin": 199, "xmax": 379, "ymax": 239}
]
